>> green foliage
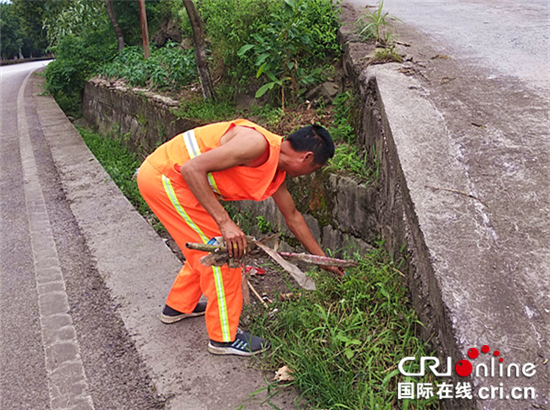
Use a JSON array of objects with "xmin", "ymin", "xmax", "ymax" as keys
[
  {"xmin": 256, "ymin": 216, "xmax": 272, "ymax": 234},
  {"xmin": 224, "ymin": 204, "xmax": 254, "ymax": 235},
  {"xmin": 374, "ymin": 45, "xmax": 403, "ymax": 63},
  {"xmin": 111, "ymin": 0, "xmax": 174, "ymax": 47},
  {"xmin": 174, "ymin": 97, "xmax": 237, "ymax": 122},
  {"xmin": 193, "ymin": 0, "xmax": 272, "ymax": 84},
  {"xmin": 44, "ymin": 27, "xmax": 117, "ymax": 116},
  {"xmin": 1, "ymin": 1, "xmax": 48, "ymax": 59},
  {"xmin": 0, "ymin": 3, "xmax": 24, "ymax": 60},
  {"xmin": 326, "ymin": 144, "xmax": 373, "ymax": 183},
  {"xmin": 358, "ymin": 0, "xmax": 389, "ymax": 42},
  {"xmin": 237, "ymin": 0, "xmax": 341, "ymax": 104},
  {"xmin": 246, "ymin": 247, "xmax": 439, "ymax": 409},
  {"xmin": 248, "ymin": 104, "xmax": 285, "ymax": 128},
  {"xmin": 42, "ymin": 0, "xmax": 105, "ymax": 47},
  {"xmin": 329, "ymin": 92, "xmax": 355, "ymax": 144},
  {"xmin": 99, "ymin": 42, "xmax": 197, "ymax": 90}
]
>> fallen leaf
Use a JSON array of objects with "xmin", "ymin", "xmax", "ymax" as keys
[{"xmin": 274, "ymin": 366, "xmax": 295, "ymax": 382}]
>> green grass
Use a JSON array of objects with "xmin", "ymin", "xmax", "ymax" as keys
[
  {"xmin": 326, "ymin": 144, "xmax": 374, "ymax": 183},
  {"xmin": 76, "ymin": 126, "xmax": 165, "ymax": 232},
  {"xmin": 245, "ymin": 245, "xmax": 440, "ymax": 410},
  {"xmin": 174, "ymin": 97, "xmax": 238, "ymax": 123},
  {"xmin": 325, "ymin": 92, "xmax": 377, "ymax": 184},
  {"xmin": 329, "ymin": 92, "xmax": 356, "ymax": 144}
]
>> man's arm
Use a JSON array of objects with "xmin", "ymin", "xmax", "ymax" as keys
[
  {"xmin": 272, "ymin": 181, "xmax": 345, "ymax": 276},
  {"xmin": 180, "ymin": 127, "xmax": 267, "ymax": 259}
]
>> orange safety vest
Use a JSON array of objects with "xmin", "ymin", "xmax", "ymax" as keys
[{"xmin": 145, "ymin": 119, "xmax": 286, "ymax": 201}]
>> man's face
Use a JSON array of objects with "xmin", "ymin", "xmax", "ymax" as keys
[{"xmin": 286, "ymin": 152, "xmax": 324, "ymax": 178}]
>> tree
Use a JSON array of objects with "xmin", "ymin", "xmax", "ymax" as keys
[
  {"xmin": 137, "ymin": 0, "xmax": 150, "ymax": 59},
  {"xmin": 42, "ymin": 0, "xmax": 105, "ymax": 47},
  {"xmin": 9, "ymin": 0, "xmax": 48, "ymax": 58},
  {"xmin": 182, "ymin": 0, "xmax": 215, "ymax": 100},
  {"xmin": 104, "ymin": 0, "xmax": 124, "ymax": 52},
  {"xmin": 0, "ymin": 3, "xmax": 23, "ymax": 59}
]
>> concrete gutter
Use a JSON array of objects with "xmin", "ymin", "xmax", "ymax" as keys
[
  {"xmin": 30, "ymin": 72, "xmax": 297, "ymax": 410},
  {"xmin": 340, "ymin": 2, "xmax": 549, "ymax": 408}
]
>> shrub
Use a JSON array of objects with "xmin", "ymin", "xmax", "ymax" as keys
[
  {"xmin": 99, "ymin": 42, "xmax": 197, "ymax": 90},
  {"xmin": 44, "ymin": 28, "xmax": 116, "ymax": 116},
  {"xmin": 237, "ymin": 0, "xmax": 342, "ymax": 104}
]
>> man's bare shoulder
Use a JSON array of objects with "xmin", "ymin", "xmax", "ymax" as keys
[
  {"xmin": 221, "ymin": 125, "xmax": 267, "ymax": 149},
  {"xmin": 229, "ymin": 125, "xmax": 266, "ymax": 141}
]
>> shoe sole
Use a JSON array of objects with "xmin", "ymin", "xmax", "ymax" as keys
[
  {"xmin": 207, "ymin": 342, "xmax": 270, "ymax": 357},
  {"xmin": 160, "ymin": 311, "xmax": 205, "ymax": 324}
]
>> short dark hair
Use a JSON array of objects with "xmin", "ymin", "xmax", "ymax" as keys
[{"xmin": 286, "ymin": 124, "xmax": 335, "ymax": 165}]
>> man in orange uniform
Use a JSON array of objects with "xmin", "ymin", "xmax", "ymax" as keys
[{"xmin": 137, "ymin": 119, "xmax": 342, "ymax": 356}]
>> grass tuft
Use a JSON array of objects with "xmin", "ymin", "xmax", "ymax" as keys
[{"xmin": 245, "ymin": 246, "xmax": 440, "ymax": 409}]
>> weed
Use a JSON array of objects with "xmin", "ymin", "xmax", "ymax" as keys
[
  {"xmin": 245, "ymin": 245, "xmax": 439, "ymax": 409},
  {"xmin": 248, "ymin": 104, "xmax": 285, "ymax": 128},
  {"xmin": 98, "ymin": 42, "xmax": 197, "ymax": 91},
  {"xmin": 373, "ymin": 46, "xmax": 403, "ymax": 64},
  {"xmin": 328, "ymin": 91, "xmax": 356, "ymax": 144},
  {"xmin": 256, "ymin": 216, "xmax": 273, "ymax": 234},
  {"xmin": 325, "ymin": 145, "xmax": 373, "ymax": 184},
  {"xmin": 136, "ymin": 113, "xmax": 148, "ymax": 127},
  {"xmin": 224, "ymin": 204, "xmax": 254, "ymax": 234},
  {"xmin": 358, "ymin": 0, "xmax": 390, "ymax": 42},
  {"xmin": 175, "ymin": 97, "xmax": 237, "ymax": 122}
]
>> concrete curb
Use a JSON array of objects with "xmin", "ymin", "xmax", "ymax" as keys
[
  {"xmin": 340, "ymin": 2, "xmax": 550, "ymax": 408},
  {"xmin": 29, "ymin": 73, "xmax": 297, "ymax": 409}
]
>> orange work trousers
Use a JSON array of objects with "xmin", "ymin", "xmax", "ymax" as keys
[{"xmin": 137, "ymin": 159, "xmax": 242, "ymax": 343}]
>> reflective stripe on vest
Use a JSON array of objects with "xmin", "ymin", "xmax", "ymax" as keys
[
  {"xmin": 182, "ymin": 130, "xmax": 223, "ymax": 199},
  {"xmin": 161, "ymin": 175, "xmax": 232, "ymax": 342}
]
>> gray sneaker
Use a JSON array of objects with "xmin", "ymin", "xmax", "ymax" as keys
[
  {"xmin": 208, "ymin": 329, "xmax": 270, "ymax": 356},
  {"xmin": 160, "ymin": 302, "xmax": 207, "ymax": 324}
]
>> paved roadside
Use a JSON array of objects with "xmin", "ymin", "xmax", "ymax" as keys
[{"xmin": 1, "ymin": 62, "xmax": 297, "ymax": 410}]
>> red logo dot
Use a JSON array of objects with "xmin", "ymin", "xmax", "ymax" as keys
[
  {"xmin": 499, "ymin": 358, "xmax": 504, "ymax": 362},
  {"xmin": 493, "ymin": 350, "xmax": 500, "ymax": 356},
  {"xmin": 481, "ymin": 345, "xmax": 490, "ymax": 353},
  {"xmin": 455, "ymin": 360, "xmax": 473, "ymax": 377},
  {"xmin": 467, "ymin": 348, "xmax": 479, "ymax": 359}
]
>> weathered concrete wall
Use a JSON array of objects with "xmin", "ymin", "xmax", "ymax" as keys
[
  {"xmin": 339, "ymin": 3, "xmax": 550, "ymax": 410},
  {"xmin": 338, "ymin": 3, "xmax": 465, "ymax": 408},
  {"xmin": 82, "ymin": 78, "xmax": 202, "ymax": 160}
]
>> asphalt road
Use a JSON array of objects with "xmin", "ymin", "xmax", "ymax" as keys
[
  {"xmin": 0, "ymin": 62, "xmax": 163, "ymax": 410},
  {"xmin": 349, "ymin": 0, "xmax": 550, "ymax": 95}
]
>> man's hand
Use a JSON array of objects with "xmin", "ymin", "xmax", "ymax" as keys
[
  {"xmin": 219, "ymin": 219, "xmax": 248, "ymax": 260},
  {"xmin": 320, "ymin": 265, "xmax": 346, "ymax": 277}
]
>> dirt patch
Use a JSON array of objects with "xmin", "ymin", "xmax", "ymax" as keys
[{"xmin": 156, "ymin": 230, "xmax": 296, "ymax": 307}]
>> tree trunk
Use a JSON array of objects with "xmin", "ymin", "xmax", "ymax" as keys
[
  {"xmin": 137, "ymin": 0, "xmax": 150, "ymax": 59},
  {"xmin": 104, "ymin": 0, "xmax": 124, "ymax": 52},
  {"xmin": 182, "ymin": 0, "xmax": 215, "ymax": 100}
]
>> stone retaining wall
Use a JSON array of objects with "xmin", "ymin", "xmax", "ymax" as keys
[{"xmin": 82, "ymin": 79, "xmax": 202, "ymax": 160}]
